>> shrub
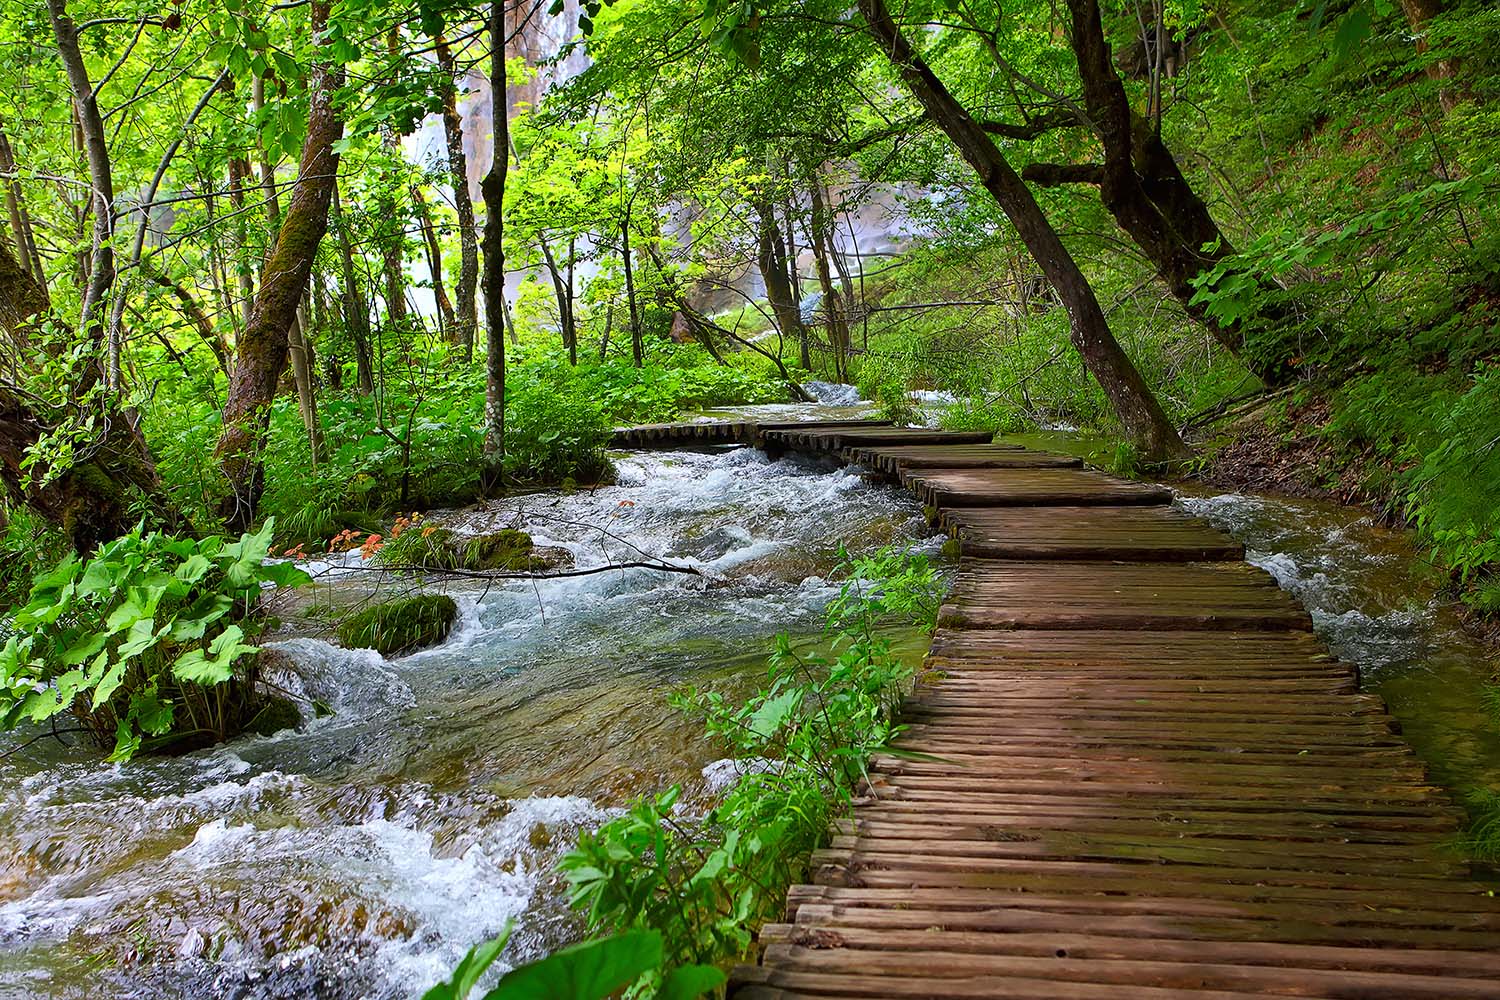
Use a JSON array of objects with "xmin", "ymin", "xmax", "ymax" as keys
[
  {"xmin": 0, "ymin": 520, "xmax": 307, "ymax": 760},
  {"xmin": 336, "ymin": 594, "xmax": 458, "ymax": 655},
  {"xmin": 558, "ymin": 547, "xmax": 943, "ymax": 991}
]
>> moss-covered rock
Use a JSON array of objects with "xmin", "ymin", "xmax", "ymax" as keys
[
  {"xmin": 336, "ymin": 594, "xmax": 458, "ymax": 656},
  {"xmin": 461, "ymin": 529, "xmax": 537, "ymax": 570},
  {"xmin": 376, "ymin": 526, "xmax": 571, "ymax": 573}
]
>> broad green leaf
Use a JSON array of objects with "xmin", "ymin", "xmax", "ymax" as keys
[
  {"xmin": 659, "ymin": 964, "xmax": 726, "ymax": 1000},
  {"xmin": 479, "ymin": 930, "xmax": 662, "ymax": 1000},
  {"xmin": 421, "ymin": 924, "xmax": 512, "ymax": 1000}
]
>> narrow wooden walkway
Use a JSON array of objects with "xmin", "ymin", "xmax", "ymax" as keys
[{"xmin": 619, "ymin": 420, "xmax": 1500, "ymax": 998}]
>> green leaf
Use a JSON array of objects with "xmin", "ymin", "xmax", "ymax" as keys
[
  {"xmin": 422, "ymin": 926, "xmax": 512, "ymax": 1000},
  {"xmin": 659, "ymin": 964, "xmax": 727, "ymax": 1000},
  {"xmin": 479, "ymin": 930, "xmax": 662, "ymax": 1000},
  {"xmin": 172, "ymin": 625, "xmax": 257, "ymax": 686},
  {"xmin": 176, "ymin": 553, "xmax": 215, "ymax": 585},
  {"xmin": 129, "ymin": 687, "xmax": 174, "ymax": 736},
  {"xmin": 261, "ymin": 561, "xmax": 312, "ymax": 588},
  {"xmin": 748, "ymin": 688, "xmax": 801, "ymax": 739}
]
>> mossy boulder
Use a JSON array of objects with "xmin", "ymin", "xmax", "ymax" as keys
[
  {"xmin": 377, "ymin": 526, "xmax": 570, "ymax": 573},
  {"xmin": 336, "ymin": 594, "xmax": 458, "ymax": 656},
  {"xmin": 462, "ymin": 529, "xmax": 541, "ymax": 571}
]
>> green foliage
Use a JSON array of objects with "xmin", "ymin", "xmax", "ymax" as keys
[
  {"xmin": 558, "ymin": 547, "xmax": 942, "ymax": 993},
  {"xmin": 1322, "ymin": 363, "xmax": 1500, "ymax": 596},
  {"xmin": 336, "ymin": 594, "xmax": 458, "ymax": 656},
  {"xmin": 0, "ymin": 520, "xmax": 306, "ymax": 760},
  {"xmin": 1461, "ymin": 788, "xmax": 1500, "ymax": 864},
  {"xmin": 425, "ymin": 926, "xmax": 721, "ymax": 1000}
]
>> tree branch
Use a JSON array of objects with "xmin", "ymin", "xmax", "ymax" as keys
[{"xmin": 1022, "ymin": 162, "xmax": 1106, "ymax": 186}]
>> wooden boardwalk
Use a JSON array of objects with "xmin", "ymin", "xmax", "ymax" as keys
[{"xmin": 618, "ymin": 420, "xmax": 1500, "ymax": 998}]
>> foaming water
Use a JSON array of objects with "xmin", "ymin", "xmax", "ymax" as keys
[
  {"xmin": 1177, "ymin": 489, "xmax": 1500, "ymax": 797},
  {"xmin": 0, "ymin": 443, "xmax": 935, "ymax": 999}
]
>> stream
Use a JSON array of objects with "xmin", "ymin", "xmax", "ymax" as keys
[{"xmin": 1, "ymin": 398, "xmax": 1496, "ymax": 999}]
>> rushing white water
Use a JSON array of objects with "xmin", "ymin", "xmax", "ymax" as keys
[
  {"xmin": 1177, "ymin": 490, "xmax": 1500, "ymax": 798},
  {"xmin": 0, "ymin": 444, "xmax": 935, "ymax": 1000}
]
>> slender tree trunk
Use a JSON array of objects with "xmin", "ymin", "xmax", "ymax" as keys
[
  {"xmin": 412, "ymin": 186, "xmax": 456, "ymax": 336},
  {"xmin": 808, "ymin": 179, "xmax": 849, "ymax": 381},
  {"xmin": 435, "ymin": 34, "xmax": 480, "ymax": 361},
  {"xmin": 621, "ymin": 219, "xmax": 642, "ymax": 367},
  {"xmin": 0, "ymin": 129, "xmax": 45, "ymax": 302},
  {"xmin": 141, "ymin": 261, "xmax": 229, "ymax": 372},
  {"xmin": 781, "ymin": 195, "xmax": 810, "ymax": 369},
  {"xmin": 480, "ymin": 1, "xmax": 507, "ymax": 487},
  {"xmin": 217, "ymin": 1, "xmax": 344, "ymax": 529},
  {"xmin": 538, "ymin": 237, "xmax": 576, "ymax": 360},
  {"xmin": 46, "ymin": 0, "xmax": 115, "ymax": 380},
  {"xmin": 314, "ymin": 274, "xmax": 343, "ymax": 390},
  {"xmin": 755, "ymin": 195, "xmax": 806, "ymax": 353},
  {"xmin": 565, "ymin": 239, "xmax": 577, "ymax": 365},
  {"xmin": 1398, "ymin": 0, "xmax": 1459, "ymax": 111},
  {"xmin": 331, "ymin": 183, "xmax": 375, "ymax": 393},
  {"xmin": 859, "ymin": 0, "xmax": 1188, "ymax": 460},
  {"xmin": 228, "ymin": 156, "xmax": 256, "ymax": 333}
]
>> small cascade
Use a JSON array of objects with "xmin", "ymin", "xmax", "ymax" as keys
[{"xmin": 0, "ymin": 440, "xmax": 937, "ymax": 999}]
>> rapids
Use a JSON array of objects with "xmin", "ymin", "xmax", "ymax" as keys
[{"xmin": 0, "ymin": 442, "xmax": 933, "ymax": 1000}]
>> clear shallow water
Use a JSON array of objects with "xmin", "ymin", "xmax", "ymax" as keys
[
  {"xmin": 1177, "ymin": 490, "xmax": 1500, "ymax": 800},
  {"xmin": 0, "ymin": 445, "xmax": 935, "ymax": 1000}
]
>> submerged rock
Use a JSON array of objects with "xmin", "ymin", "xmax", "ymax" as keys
[{"xmin": 335, "ymin": 595, "xmax": 458, "ymax": 656}]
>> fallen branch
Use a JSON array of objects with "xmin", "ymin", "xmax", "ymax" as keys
[{"xmin": 307, "ymin": 559, "xmax": 703, "ymax": 582}]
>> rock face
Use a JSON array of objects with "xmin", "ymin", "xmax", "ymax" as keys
[{"xmin": 336, "ymin": 595, "xmax": 459, "ymax": 656}]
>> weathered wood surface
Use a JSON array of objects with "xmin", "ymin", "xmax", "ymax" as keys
[{"xmin": 607, "ymin": 420, "xmax": 1500, "ymax": 997}]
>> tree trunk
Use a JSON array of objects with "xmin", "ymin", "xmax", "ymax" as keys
[
  {"xmin": 331, "ymin": 182, "xmax": 375, "ymax": 394},
  {"xmin": 253, "ymin": 68, "xmax": 321, "ymax": 465},
  {"xmin": 227, "ymin": 156, "xmax": 257, "ymax": 333},
  {"xmin": 216, "ymin": 0, "xmax": 344, "ymax": 530},
  {"xmin": 0, "ymin": 242, "xmax": 180, "ymax": 549},
  {"xmin": 0, "ymin": 239, "xmax": 47, "ymax": 340},
  {"xmin": 435, "ymin": 34, "xmax": 480, "ymax": 361},
  {"xmin": 755, "ymin": 195, "xmax": 806, "ymax": 355},
  {"xmin": 538, "ymin": 237, "xmax": 576, "ymax": 361},
  {"xmin": 412, "ymin": 186, "xmax": 457, "ymax": 336},
  {"xmin": 781, "ymin": 195, "xmax": 810, "ymax": 369},
  {"xmin": 621, "ymin": 219, "xmax": 642, "ymax": 367},
  {"xmin": 46, "ymin": 0, "xmax": 115, "ymax": 380},
  {"xmin": 141, "ymin": 261, "xmax": 229, "ymax": 371},
  {"xmin": 859, "ymin": 0, "xmax": 1188, "ymax": 461},
  {"xmin": 808, "ymin": 179, "xmax": 849, "ymax": 381},
  {"xmin": 1398, "ymin": 0, "xmax": 1459, "ymax": 111},
  {"xmin": 480, "ymin": 1, "xmax": 507, "ymax": 488},
  {"xmin": 0, "ymin": 128, "xmax": 45, "ymax": 302}
]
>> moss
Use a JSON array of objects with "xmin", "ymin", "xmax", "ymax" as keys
[
  {"xmin": 245, "ymin": 695, "xmax": 302, "ymax": 736},
  {"xmin": 462, "ymin": 529, "xmax": 537, "ymax": 571},
  {"xmin": 336, "ymin": 594, "xmax": 458, "ymax": 656},
  {"xmin": 377, "ymin": 527, "xmax": 570, "ymax": 573}
]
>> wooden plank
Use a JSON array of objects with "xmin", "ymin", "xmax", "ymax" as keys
[
  {"xmin": 904, "ymin": 467, "xmax": 1174, "ymax": 506},
  {"xmin": 941, "ymin": 504, "xmax": 1244, "ymax": 561}
]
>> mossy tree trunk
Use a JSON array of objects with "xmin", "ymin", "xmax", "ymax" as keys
[{"xmin": 216, "ymin": 0, "xmax": 344, "ymax": 531}]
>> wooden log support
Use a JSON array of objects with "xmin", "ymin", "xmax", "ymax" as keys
[{"xmin": 599, "ymin": 418, "xmax": 1500, "ymax": 998}]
